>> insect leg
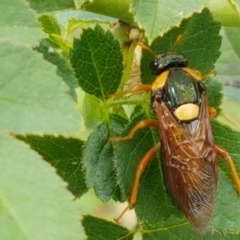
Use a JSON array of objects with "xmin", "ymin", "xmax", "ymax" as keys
[
  {"xmin": 114, "ymin": 142, "xmax": 161, "ymax": 223},
  {"xmin": 214, "ymin": 145, "xmax": 240, "ymax": 195},
  {"xmin": 107, "ymin": 84, "xmax": 152, "ymax": 98},
  {"xmin": 110, "ymin": 119, "xmax": 158, "ymax": 142},
  {"xmin": 208, "ymin": 107, "xmax": 217, "ymax": 120},
  {"xmin": 202, "ymin": 69, "xmax": 217, "ymax": 78}
]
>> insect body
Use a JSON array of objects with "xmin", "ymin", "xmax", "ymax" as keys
[
  {"xmin": 151, "ymin": 53, "xmax": 217, "ymax": 233},
  {"xmin": 110, "ymin": 52, "xmax": 240, "ymax": 234}
]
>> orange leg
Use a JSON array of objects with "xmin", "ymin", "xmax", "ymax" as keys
[
  {"xmin": 203, "ymin": 69, "xmax": 217, "ymax": 78},
  {"xmin": 109, "ymin": 119, "xmax": 159, "ymax": 142},
  {"xmin": 107, "ymin": 84, "xmax": 152, "ymax": 99},
  {"xmin": 214, "ymin": 145, "xmax": 240, "ymax": 195},
  {"xmin": 208, "ymin": 107, "xmax": 217, "ymax": 120},
  {"xmin": 202, "ymin": 69, "xmax": 217, "ymax": 78},
  {"xmin": 114, "ymin": 142, "xmax": 161, "ymax": 223}
]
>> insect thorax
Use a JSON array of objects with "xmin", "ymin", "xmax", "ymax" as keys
[{"xmin": 150, "ymin": 53, "xmax": 205, "ymax": 122}]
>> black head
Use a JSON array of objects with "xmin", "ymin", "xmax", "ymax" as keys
[{"xmin": 150, "ymin": 53, "xmax": 188, "ymax": 75}]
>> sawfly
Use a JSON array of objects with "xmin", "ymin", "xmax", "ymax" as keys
[{"xmin": 110, "ymin": 38, "xmax": 240, "ymax": 233}]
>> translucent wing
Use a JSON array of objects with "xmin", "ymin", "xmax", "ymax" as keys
[{"xmin": 155, "ymin": 94, "xmax": 218, "ymax": 233}]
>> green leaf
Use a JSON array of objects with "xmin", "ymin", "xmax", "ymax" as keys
[
  {"xmin": 207, "ymin": 0, "xmax": 240, "ymax": 26},
  {"xmin": 83, "ymin": 115, "xmax": 127, "ymax": 202},
  {"xmin": 205, "ymin": 78, "xmax": 223, "ymax": 113},
  {"xmin": 35, "ymin": 39, "xmax": 78, "ymax": 95},
  {"xmin": 131, "ymin": 0, "xmax": 209, "ymax": 43},
  {"xmin": 0, "ymin": 134, "xmax": 84, "ymax": 240},
  {"xmin": 215, "ymin": 27, "xmax": 240, "ymax": 103},
  {"xmin": 38, "ymin": 15, "xmax": 61, "ymax": 35},
  {"xmin": 74, "ymin": 0, "xmax": 85, "ymax": 8},
  {"xmin": 17, "ymin": 135, "xmax": 87, "ymax": 197},
  {"xmin": 27, "ymin": 0, "xmax": 75, "ymax": 13},
  {"xmin": 0, "ymin": 0, "xmax": 44, "ymax": 46},
  {"xmin": 83, "ymin": 93, "xmax": 104, "ymax": 128},
  {"xmin": 70, "ymin": 25, "xmax": 123, "ymax": 99},
  {"xmin": 211, "ymin": 121, "xmax": 240, "ymax": 234},
  {"xmin": 211, "ymin": 27, "xmax": 240, "ymax": 130},
  {"xmin": 83, "ymin": 122, "xmax": 110, "ymax": 188},
  {"xmin": 141, "ymin": 215, "xmax": 240, "ymax": 239},
  {"xmin": 217, "ymin": 98, "xmax": 240, "ymax": 132},
  {"xmin": 62, "ymin": 10, "xmax": 116, "ymax": 26},
  {"xmin": 81, "ymin": 0, "xmax": 135, "ymax": 24},
  {"xmin": 141, "ymin": 9, "xmax": 222, "ymax": 85},
  {"xmin": 0, "ymin": 42, "xmax": 81, "ymax": 135},
  {"xmin": 82, "ymin": 215, "xmax": 134, "ymax": 240},
  {"xmin": 212, "ymin": 171, "xmax": 240, "ymax": 235}
]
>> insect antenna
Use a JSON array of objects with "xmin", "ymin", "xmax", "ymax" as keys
[
  {"xmin": 171, "ymin": 34, "xmax": 183, "ymax": 52},
  {"xmin": 138, "ymin": 41, "xmax": 155, "ymax": 55}
]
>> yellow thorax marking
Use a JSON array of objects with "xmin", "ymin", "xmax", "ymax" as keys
[
  {"xmin": 174, "ymin": 103, "xmax": 200, "ymax": 121},
  {"xmin": 152, "ymin": 70, "xmax": 170, "ymax": 91}
]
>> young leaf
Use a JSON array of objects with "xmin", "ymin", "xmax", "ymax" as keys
[
  {"xmin": 83, "ymin": 93, "xmax": 104, "ymax": 128},
  {"xmin": 70, "ymin": 25, "xmax": 123, "ymax": 99},
  {"xmin": 38, "ymin": 15, "xmax": 61, "ymax": 35}
]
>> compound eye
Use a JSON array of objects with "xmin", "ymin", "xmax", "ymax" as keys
[{"xmin": 149, "ymin": 59, "xmax": 159, "ymax": 72}]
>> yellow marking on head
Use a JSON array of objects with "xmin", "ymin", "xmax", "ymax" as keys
[
  {"xmin": 152, "ymin": 70, "xmax": 169, "ymax": 91},
  {"xmin": 174, "ymin": 103, "xmax": 199, "ymax": 121}
]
